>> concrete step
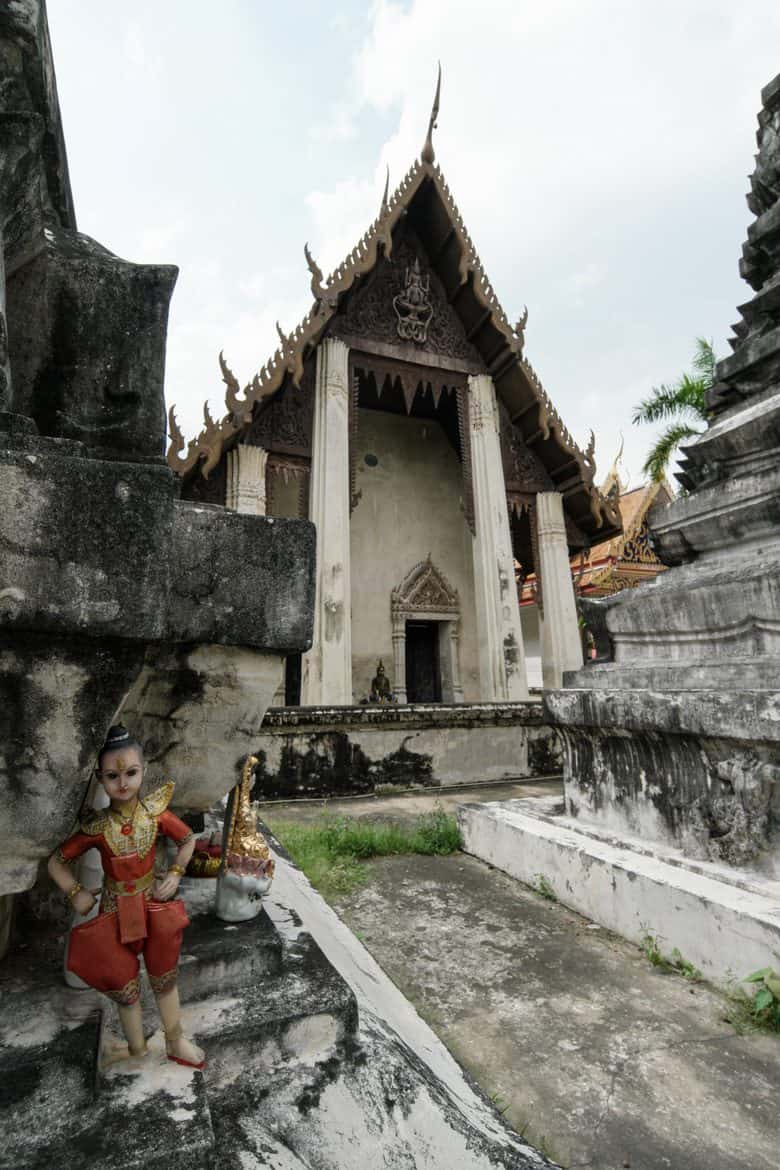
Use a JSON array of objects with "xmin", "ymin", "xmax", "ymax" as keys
[
  {"xmin": 0, "ymin": 906, "xmax": 355, "ymax": 1170},
  {"xmin": 0, "ymin": 957, "xmax": 103, "ymax": 1170},
  {"xmin": 458, "ymin": 795, "xmax": 780, "ymax": 988},
  {"xmin": 177, "ymin": 903, "xmax": 284, "ymax": 1002},
  {"xmin": 187, "ymin": 928, "xmax": 358, "ymax": 1066}
]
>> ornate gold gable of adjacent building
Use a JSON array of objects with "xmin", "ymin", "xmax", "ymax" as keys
[{"xmin": 168, "ymin": 73, "xmax": 621, "ymax": 546}]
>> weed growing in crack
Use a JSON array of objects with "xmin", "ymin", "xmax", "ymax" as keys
[
  {"xmin": 639, "ymin": 930, "xmax": 701, "ymax": 981},
  {"xmin": 533, "ymin": 874, "xmax": 557, "ymax": 902},
  {"xmin": 488, "ymin": 1089, "xmax": 511, "ymax": 1116}
]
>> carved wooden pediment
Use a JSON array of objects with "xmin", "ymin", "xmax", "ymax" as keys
[
  {"xmin": 332, "ymin": 235, "xmax": 482, "ymax": 366},
  {"xmin": 245, "ymin": 359, "xmax": 315, "ymax": 458},
  {"xmin": 392, "ymin": 555, "xmax": 459, "ymax": 617}
]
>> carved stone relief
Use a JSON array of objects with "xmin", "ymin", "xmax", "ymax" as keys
[
  {"xmin": 391, "ymin": 555, "xmax": 460, "ymax": 618},
  {"xmin": 331, "ymin": 235, "xmax": 482, "ymax": 365},
  {"xmin": 393, "ymin": 257, "xmax": 433, "ymax": 343},
  {"xmin": 498, "ymin": 399, "xmax": 554, "ymax": 494}
]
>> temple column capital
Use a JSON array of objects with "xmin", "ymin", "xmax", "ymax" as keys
[{"xmin": 226, "ymin": 443, "xmax": 268, "ymax": 515}]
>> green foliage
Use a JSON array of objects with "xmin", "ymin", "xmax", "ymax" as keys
[
  {"xmin": 533, "ymin": 873, "xmax": 557, "ymax": 902},
  {"xmin": 726, "ymin": 968, "xmax": 780, "ymax": 1034},
  {"xmin": 632, "ymin": 337, "xmax": 716, "ymax": 482},
  {"xmin": 488, "ymin": 1090, "xmax": 511, "ymax": 1117},
  {"xmin": 640, "ymin": 931, "xmax": 702, "ymax": 981},
  {"xmin": 265, "ymin": 807, "xmax": 462, "ymax": 902}
]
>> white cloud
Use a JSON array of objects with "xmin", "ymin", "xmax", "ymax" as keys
[{"xmin": 47, "ymin": 0, "xmax": 780, "ymax": 486}]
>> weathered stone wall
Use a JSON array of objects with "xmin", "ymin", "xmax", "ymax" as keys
[
  {"xmin": 0, "ymin": 1, "xmax": 316, "ymax": 908},
  {"xmin": 545, "ymin": 72, "xmax": 780, "ymax": 881},
  {"xmin": 252, "ymin": 703, "xmax": 561, "ymax": 799},
  {"xmin": 350, "ymin": 408, "xmax": 480, "ymax": 701}
]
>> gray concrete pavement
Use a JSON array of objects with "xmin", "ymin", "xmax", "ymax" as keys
[{"xmin": 265, "ymin": 784, "xmax": 779, "ymax": 1170}]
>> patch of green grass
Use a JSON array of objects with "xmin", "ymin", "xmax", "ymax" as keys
[
  {"xmin": 265, "ymin": 807, "xmax": 462, "ymax": 902},
  {"xmin": 488, "ymin": 1089, "xmax": 511, "ymax": 1116},
  {"xmin": 533, "ymin": 874, "xmax": 557, "ymax": 902},
  {"xmin": 639, "ymin": 931, "xmax": 702, "ymax": 981},
  {"xmin": 725, "ymin": 967, "xmax": 780, "ymax": 1035}
]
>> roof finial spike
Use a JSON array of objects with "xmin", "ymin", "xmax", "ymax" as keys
[
  {"xmin": 380, "ymin": 164, "xmax": 390, "ymax": 215},
  {"xmin": 600, "ymin": 432, "xmax": 626, "ymax": 497},
  {"xmin": 421, "ymin": 61, "xmax": 441, "ymax": 165}
]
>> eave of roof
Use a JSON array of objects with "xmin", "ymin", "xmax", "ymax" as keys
[{"xmin": 167, "ymin": 147, "xmax": 621, "ymax": 542}]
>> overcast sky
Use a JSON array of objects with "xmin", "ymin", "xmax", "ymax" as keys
[{"xmin": 47, "ymin": 1, "xmax": 780, "ymax": 485}]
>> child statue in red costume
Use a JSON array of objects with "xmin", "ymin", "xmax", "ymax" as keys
[{"xmin": 47, "ymin": 725, "xmax": 205, "ymax": 1069}]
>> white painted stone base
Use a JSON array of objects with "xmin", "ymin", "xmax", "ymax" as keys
[{"xmin": 458, "ymin": 796, "xmax": 780, "ymax": 989}]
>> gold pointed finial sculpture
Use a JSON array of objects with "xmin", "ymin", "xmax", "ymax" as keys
[
  {"xmin": 421, "ymin": 62, "xmax": 441, "ymax": 165},
  {"xmin": 601, "ymin": 433, "xmax": 626, "ymax": 497}
]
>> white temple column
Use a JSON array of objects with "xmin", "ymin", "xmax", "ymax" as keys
[
  {"xmin": 449, "ymin": 621, "xmax": 464, "ymax": 702},
  {"xmin": 468, "ymin": 374, "xmax": 529, "ymax": 701},
  {"xmin": 301, "ymin": 338, "xmax": 352, "ymax": 705},
  {"xmin": 226, "ymin": 443, "xmax": 268, "ymax": 515},
  {"xmin": 392, "ymin": 618, "xmax": 407, "ymax": 704},
  {"xmin": 537, "ymin": 491, "xmax": 583, "ymax": 688}
]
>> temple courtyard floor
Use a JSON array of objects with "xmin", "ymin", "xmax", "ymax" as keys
[{"xmin": 263, "ymin": 780, "xmax": 778, "ymax": 1170}]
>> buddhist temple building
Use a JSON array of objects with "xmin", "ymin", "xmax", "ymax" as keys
[
  {"xmin": 519, "ymin": 451, "xmax": 671, "ymax": 683},
  {"xmin": 168, "ymin": 78, "xmax": 621, "ymax": 706}
]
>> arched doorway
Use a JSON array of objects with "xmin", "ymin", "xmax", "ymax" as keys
[{"xmin": 391, "ymin": 556, "xmax": 463, "ymax": 704}]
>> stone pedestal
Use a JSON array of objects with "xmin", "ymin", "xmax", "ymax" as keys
[
  {"xmin": 302, "ymin": 338, "xmax": 353, "ymax": 704},
  {"xmin": 468, "ymin": 374, "xmax": 529, "ymax": 700},
  {"xmin": 226, "ymin": 442, "xmax": 268, "ymax": 515},
  {"xmin": 536, "ymin": 492, "xmax": 583, "ymax": 688}
]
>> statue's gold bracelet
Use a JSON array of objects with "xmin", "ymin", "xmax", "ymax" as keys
[
  {"xmin": 66, "ymin": 882, "xmax": 83, "ymax": 902},
  {"xmin": 168, "ymin": 864, "xmax": 186, "ymax": 878}
]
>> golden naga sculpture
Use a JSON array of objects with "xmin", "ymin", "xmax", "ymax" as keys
[
  {"xmin": 223, "ymin": 755, "xmax": 274, "ymax": 878},
  {"xmin": 215, "ymin": 755, "xmax": 275, "ymax": 923}
]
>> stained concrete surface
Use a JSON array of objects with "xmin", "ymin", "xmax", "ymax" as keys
[
  {"xmin": 261, "ymin": 777, "xmax": 562, "ymax": 826},
  {"xmin": 267, "ymin": 782, "xmax": 779, "ymax": 1170}
]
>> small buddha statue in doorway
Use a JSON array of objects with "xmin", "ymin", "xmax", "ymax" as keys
[{"xmin": 369, "ymin": 660, "xmax": 393, "ymax": 703}]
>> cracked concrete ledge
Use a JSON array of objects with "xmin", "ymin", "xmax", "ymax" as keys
[{"xmin": 458, "ymin": 796, "xmax": 780, "ymax": 988}]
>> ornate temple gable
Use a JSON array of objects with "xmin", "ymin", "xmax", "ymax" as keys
[
  {"xmin": 245, "ymin": 357, "xmax": 315, "ymax": 458},
  {"xmin": 498, "ymin": 398, "xmax": 554, "ymax": 495},
  {"xmin": 330, "ymin": 234, "xmax": 483, "ymax": 368},
  {"xmin": 621, "ymin": 515, "xmax": 662, "ymax": 567},
  {"xmin": 167, "ymin": 82, "xmax": 622, "ymax": 546},
  {"xmin": 391, "ymin": 556, "xmax": 460, "ymax": 618}
]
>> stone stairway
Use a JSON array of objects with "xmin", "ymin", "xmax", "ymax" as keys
[
  {"xmin": 0, "ymin": 907, "xmax": 358, "ymax": 1170},
  {"xmin": 1, "ymin": 884, "xmax": 554, "ymax": 1169}
]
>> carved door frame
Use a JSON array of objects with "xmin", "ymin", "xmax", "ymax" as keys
[{"xmin": 390, "ymin": 557, "xmax": 463, "ymax": 704}]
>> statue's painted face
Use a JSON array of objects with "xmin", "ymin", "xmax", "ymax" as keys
[{"xmin": 98, "ymin": 746, "xmax": 144, "ymax": 805}]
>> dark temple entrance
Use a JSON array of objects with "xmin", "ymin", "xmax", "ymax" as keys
[{"xmin": 405, "ymin": 620, "xmax": 442, "ymax": 703}]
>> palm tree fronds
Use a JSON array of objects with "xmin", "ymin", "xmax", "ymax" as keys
[
  {"xmin": 632, "ymin": 380, "xmax": 706, "ymax": 425},
  {"xmin": 691, "ymin": 337, "xmax": 717, "ymax": 385},
  {"xmin": 641, "ymin": 422, "xmax": 701, "ymax": 483}
]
